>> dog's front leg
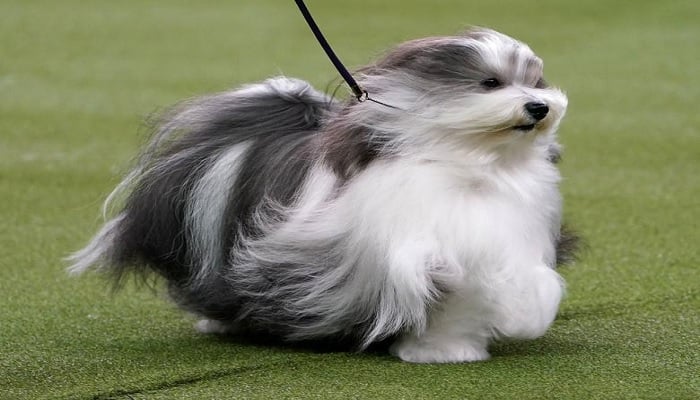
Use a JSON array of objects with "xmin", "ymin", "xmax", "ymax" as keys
[
  {"xmin": 388, "ymin": 263, "xmax": 563, "ymax": 363},
  {"xmin": 388, "ymin": 289, "xmax": 492, "ymax": 363}
]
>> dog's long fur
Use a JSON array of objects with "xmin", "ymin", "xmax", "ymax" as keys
[{"xmin": 70, "ymin": 28, "xmax": 576, "ymax": 363}]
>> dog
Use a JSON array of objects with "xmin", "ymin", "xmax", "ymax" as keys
[{"xmin": 69, "ymin": 27, "xmax": 576, "ymax": 363}]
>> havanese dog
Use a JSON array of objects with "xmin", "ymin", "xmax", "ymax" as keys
[{"xmin": 70, "ymin": 27, "xmax": 577, "ymax": 363}]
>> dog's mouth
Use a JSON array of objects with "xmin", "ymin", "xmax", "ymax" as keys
[{"xmin": 512, "ymin": 123, "xmax": 536, "ymax": 132}]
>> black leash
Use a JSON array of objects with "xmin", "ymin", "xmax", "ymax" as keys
[{"xmin": 294, "ymin": 0, "xmax": 400, "ymax": 109}]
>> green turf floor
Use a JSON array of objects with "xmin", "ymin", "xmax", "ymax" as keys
[{"xmin": 1, "ymin": 0, "xmax": 698, "ymax": 399}]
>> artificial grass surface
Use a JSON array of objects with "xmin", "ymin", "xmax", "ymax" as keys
[{"xmin": 1, "ymin": 0, "xmax": 698, "ymax": 399}]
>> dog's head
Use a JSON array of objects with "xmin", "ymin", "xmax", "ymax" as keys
[{"xmin": 355, "ymin": 28, "xmax": 568, "ymax": 152}]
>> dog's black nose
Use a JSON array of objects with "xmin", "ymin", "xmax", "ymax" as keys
[{"xmin": 524, "ymin": 102, "xmax": 549, "ymax": 121}]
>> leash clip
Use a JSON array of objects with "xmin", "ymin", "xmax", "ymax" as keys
[
  {"xmin": 295, "ymin": 0, "xmax": 400, "ymax": 110},
  {"xmin": 357, "ymin": 90, "xmax": 369, "ymax": 102}
]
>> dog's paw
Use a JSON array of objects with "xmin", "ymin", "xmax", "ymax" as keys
[
  {"xmin": 389, "ymin": 337, "xmax": 490, "ymax": 363},
  {"xmin": 194, "ymin": 319, "xmax": 238, "ymax": 335},
  {"xmin": 494, "ymin": 265, "xmax": 564, "ymax": 340}
]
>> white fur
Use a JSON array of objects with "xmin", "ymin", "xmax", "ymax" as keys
[{"xmin": 187, "ymin": 142, "xmax": 251, "ymax": 284}]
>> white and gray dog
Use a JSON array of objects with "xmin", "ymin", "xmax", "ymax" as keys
[{"xmin": 70, "ymin": 27, "xmax": 577, "ymax": 363}]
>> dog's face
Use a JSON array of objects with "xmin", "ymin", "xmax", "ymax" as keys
[{"xmin": 358, "ymin": 28, "xmax": 568, "ymax": 148}]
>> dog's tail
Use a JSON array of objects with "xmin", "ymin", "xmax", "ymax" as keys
[{"xmin": 68, "ymin": 77, "xmax": 334, "ymax": 286}]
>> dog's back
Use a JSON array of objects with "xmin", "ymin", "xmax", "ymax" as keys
[{"xmin": 69, "ymin": 78, "xmax": 333, "ymax": 286}]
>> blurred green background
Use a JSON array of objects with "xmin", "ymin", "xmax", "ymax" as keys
[{"xmin": 1, "ymin": 1, "xmax": 698, "ymax": 399}]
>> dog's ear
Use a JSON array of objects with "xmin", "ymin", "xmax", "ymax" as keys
[{"xmin": 355, "ymin": 37, "xmax": 447, "ymax": 74}]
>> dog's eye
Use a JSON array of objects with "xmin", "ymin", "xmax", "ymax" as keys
[
  {"xmin": 535, "ymin": 78, "xmax": 548, "ymax": 88},
  {"xmin": 481, "ymin": 78, "xmax": 502, "ymax": 89}
]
